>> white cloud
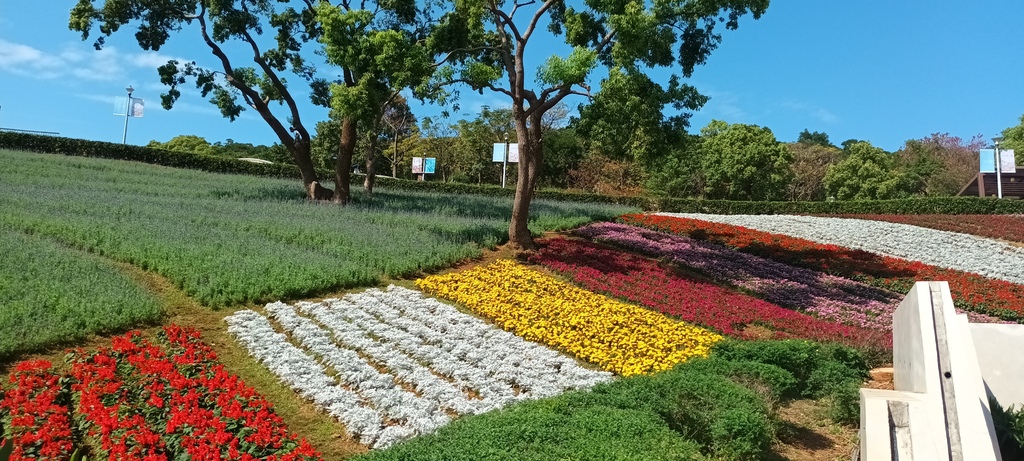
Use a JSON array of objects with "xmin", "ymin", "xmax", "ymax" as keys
[
  {"xmin": 702, "ymin": 89, "xmax": 749, "ymax": 121},
  {"xmin": 781, "ymin": 100, "xmax": 839, "ymax": 124},
  {"xmin": 0, "ymin": 39, "xmax": 64, "ymax": 78},
  {"xmin": 0, "ymin": 39, "xmax": 180, "ymax": 82}
]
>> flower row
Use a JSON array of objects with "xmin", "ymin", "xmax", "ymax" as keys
[
  {"xmin": 622, "ymin": 213, "xmax": 1024, "ymax": 320},
  {"xmin": 0, "ymin": 360, "xmax": 74, "ymax": 461},
  {"xmin": 830, "ymin": 214, "xmax": 1024, "ymax": 245},
  {"xmin": 0, "ymin": 326, "xmax": 320, "ymax": 461},
  {"xmin": 415, "ymin": 260, "xmax": 723, "ymax": 376},
  {"xmin": 529, "ymin": 237, "xmax": 892, "ymax": 358},
  {"xmin": 225, "ymin": 286, "xmax": 612, "ymax": 448},
  {"xmin": 652, "ymin": 212, "xmax": 1024, "ymax": 286}
]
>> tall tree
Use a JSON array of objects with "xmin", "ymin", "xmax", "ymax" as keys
[
  {"xmin": 312, "ymin": 0, "xmax": 432, "ymax": 202},
  {"xmin": 70, "ymin": 0, "xmax": 335, "ymax": 200},
  {"xmin": 895, "ymin": 133, "xmax": 985, "ymax": 196},
  {"xmin": 797, "ymin": 129, "xmax": 833, "ymax": 148},
  {"xmin": 147, "ymin": 135, "xmax": 217, "ymax": 156},
  {"xmin": 379, "ymin": 95, "xmax": 417, "ymax": 179},
  {"xmin": 429, "ymin": 0, "xmax": 768, "ymax": 249},
  {"xmin": 575, "ymin": 68, "xmax": 702, "ymax": 165},
  {"xmin": 1001, "ymin": 113, "xmax": 1024, "ymax": 152},
  {"xmin": 786, "ymin": 142, "xmax": 842, "ymax": 201},
  {"xmin": 697, "ymin": 120, "xmax": 793, "ymax": 200},
  {"xmin": 823, "ymin": 141, "xmax": 913, "ymax": 200}
]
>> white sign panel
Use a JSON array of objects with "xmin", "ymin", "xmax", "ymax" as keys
[
  {"xmin": 411, "ymin": 156, "xmax": 424, "ymax": 174},
  {"xmin": 130, "ymin": 98, "xmax": 144, "ymax": 117},
  {"xmin": 113, "ymin": 96, "xmax": 128, "ymax": 116},
  {"xmin": 1001, "ymin": 149, "xmax": 1016, "ymax": 174},
  {"xmin": 507, "ymin": 144, "xmax": 519, "ymax": 163}
]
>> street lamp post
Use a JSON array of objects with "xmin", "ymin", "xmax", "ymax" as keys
[
  {"xmin": 122, "ymin": 86, "xmax": 134, "ymax": 144},
  {"xmin": 994, "ymin": 136, "xmax": 1004, "ymax": 199},
  {"xmin": 502, "ymin": 135, "xmax": 509, "ymax": 189}
]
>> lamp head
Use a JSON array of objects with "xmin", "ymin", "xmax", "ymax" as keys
[
  {"xmin": 126, "ymin": 86, "xmax": 134, "ymax": 96},
  {"xmin": 993, "ymin": 135, "xmax": 1004, "ymax": 146}
]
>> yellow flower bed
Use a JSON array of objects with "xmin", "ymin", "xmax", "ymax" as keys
[{"xmin": 415, "ymin": 259, "xmax": 722, "ymax": 376}]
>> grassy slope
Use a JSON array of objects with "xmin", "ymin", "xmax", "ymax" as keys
[
  {"xmin": 0, "ymin": 149, "xmax": 635, "ymax": 308},
  {"xmin": 0, "ymin": 225, "xmax": 162, "ymax": 358}
]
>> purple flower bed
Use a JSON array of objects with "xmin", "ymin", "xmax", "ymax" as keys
[{"xmin": 575, "ymin": 222, "xmax": 1005, "ymax": 329}]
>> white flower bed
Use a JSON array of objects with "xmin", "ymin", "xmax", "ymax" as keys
[
  {"xmin": 658, "ymin": 213, "xmax": 1024, "ymax": 285},
  {"xmin": 225, "ymin": 285, "xmax": 612, "ymax": 449}
]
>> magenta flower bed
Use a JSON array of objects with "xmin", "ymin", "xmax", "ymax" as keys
[{"xmin": 530, "ymin": 237, "xmax": 892, "ymax": 357}]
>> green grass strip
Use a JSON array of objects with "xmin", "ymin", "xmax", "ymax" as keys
[{"xmin": 0, "ymin": 225, "xmax": 162, "ymax": 357}]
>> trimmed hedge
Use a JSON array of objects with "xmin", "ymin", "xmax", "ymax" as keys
[
  {"xmin": 0, "ymin": 131, "xmax": 300, "ymax": 179},
  {"xmin": 654, "ymin": 196, "xmax": 1024, "ymax": 215},
  {"xmin": 5, "ymin": 131, "xmax": 1023, "ymax": 214}
]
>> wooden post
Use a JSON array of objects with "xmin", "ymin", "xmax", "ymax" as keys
[{"xmin": 977, "ymin": 173, "xmax": 985, "ymax": 197}]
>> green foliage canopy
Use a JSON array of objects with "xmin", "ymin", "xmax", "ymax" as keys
[
  {"xmin": 823, "ymin": 141, "xmax": 913, "ymax": 200},
  {"xmin": 697, "ymin": 120, "xmax": 793, "ymax": 200}
]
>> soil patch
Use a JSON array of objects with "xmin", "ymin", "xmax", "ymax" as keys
[{"xmin": 771, "ymin": 399, "xmax": 859, "ymax": 461}]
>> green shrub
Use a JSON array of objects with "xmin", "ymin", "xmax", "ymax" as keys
[
  {"xmin": 655, "ymin": 371, "xmax": 775, "ymax": 460},
  {"xmin": 710, "ymin": 339, "xmax": 869, "ymax": 425},
  {"xmin": 6, "ymin": 131, "xmax": 1017, "ymax": 214},
  {"xmin": 678, "ymin": 356, "xmax": 797, "ymax": 403},
  {"xmin": 991, "ymin": 396, "xmax": 1024, "ymax": 460},
  {"xmin": 712, "ymin": 340, "xmax": 868, "ymax": 391}
]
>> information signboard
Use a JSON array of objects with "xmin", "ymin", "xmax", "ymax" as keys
[
  {"xmin": 411, "ymin": 157, "xmax": 424, "ymax": 174},
  {"xmin": 424, "ymin": 157, "xmax": 436, "ymax": 174}
]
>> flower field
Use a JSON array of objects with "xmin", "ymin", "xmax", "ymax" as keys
[
  {"xmin": 577, "ymin": 222, "xmax": 1004, "ymax": 327},
  {"xmin": 528, "ymin": 236, "xmax": 892, "ymax": 360},
  {"xmin": 0, "ymin": 326, "xmax": 320, "ymax": 461},
  {"xmin": 624, "ymin": 213, "xmax": 1024, "ymax": 321},
  {"xmin": 829, "ymin": 214, "xmax": 1024, "ymax": 244},
  {"xmin": 416, "ymin": 260, "xmax": 723, "ymax": 376},
  {"xmin": 653, "ymin": 212, "xmax": 1024, "ymax": 285},
  {"xmin": 225, "ymin": 286, "xmax": 613, "ymax": 449}
]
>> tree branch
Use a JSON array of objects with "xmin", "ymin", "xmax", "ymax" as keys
[
  {"xmin": 488, "ymin": 0, "xmax": 522, "ymax": 42},
  {"xmin": 194, "ymin": 4, "xmax": 295, "ymax": 146},
  {"xmin": 509, "ymin": 0, "xmax": 536, "ymax": 20},
  {"xmin": 521, "ymin": 0, "xmax": 555, "ymax": 43},
  {"xmin": 432, "ymin": 46, "xmax": 505, "ymax": 67},
  {"xmin": 446, "ymin": 78, "xmax": 514, "ymax": 98},
  {"xmin": 238, "ymin": 25, "xmax": 309, "ymax": 142}
]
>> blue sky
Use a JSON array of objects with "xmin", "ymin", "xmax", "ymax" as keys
[{"xmin": 1, "ymin": 1, "xmax": 1022, "ymax": 152}]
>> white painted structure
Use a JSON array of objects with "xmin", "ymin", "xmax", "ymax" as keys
[{"xmin": 858, "ymin": 281, "xmax": 1004, "ymax": 461}]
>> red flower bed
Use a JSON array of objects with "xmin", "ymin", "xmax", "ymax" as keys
[
  {"xmin": 0, "ymin": 360, "xmax": 74, "ymax": 461},
  {"xmin": 828, "ymin": 214, "xmax": 1024, "ymax": 244},
  {"xmin": 620, "ymin": 214, "xmax": 1024, "ymax": 321},
  {"xmin": 530, "ymin": 237, "xmax": 892, "ymax": 362},
  {"xmin": 1, "ymin": 326, "xmax": 322, "ymax": 461}
]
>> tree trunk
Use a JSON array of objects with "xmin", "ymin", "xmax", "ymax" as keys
[
  {"xmin": 333, "ymin": 117, "xmax": 357, "ymax": 204},
  {"xmin": 507, "ymin": 113, "xmax": 544, "ymax": 250},
  {"xmin": 364, "ymin": 135, "xmax": 379, "ymax": 194},
  {"xmin": 290, "ymin": 140, "xmax": 333, "ymax": 200}
]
